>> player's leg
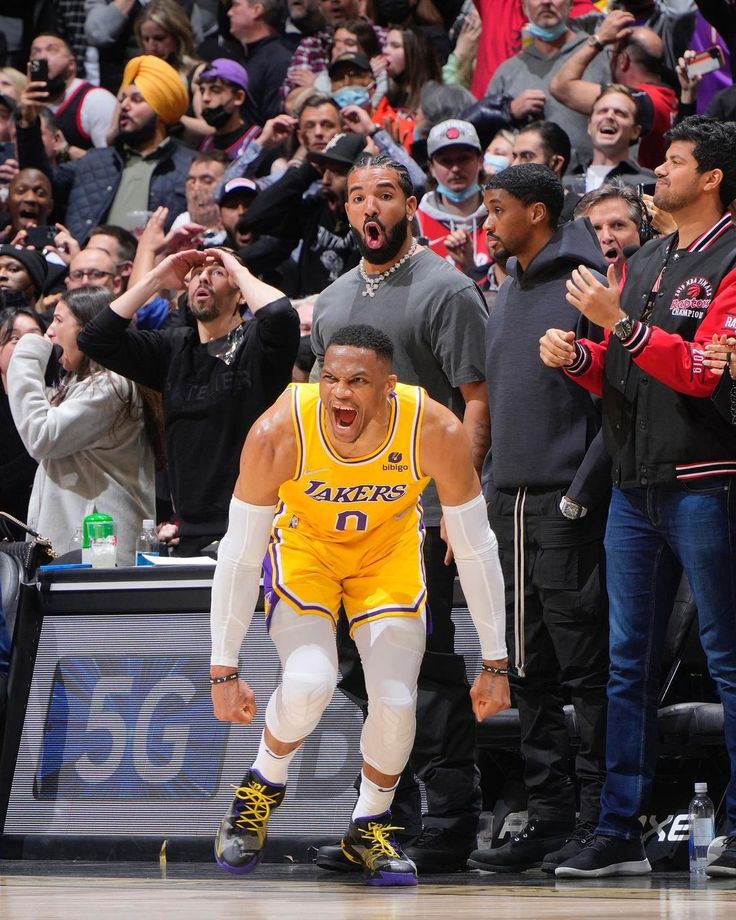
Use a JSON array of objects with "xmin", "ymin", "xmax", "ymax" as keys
[
  {"xmin": 215, "ymin": 602, "xmax": 338, "ymax": 874},
  {"xmin": 337, "ymin": 614, "xmax": 426, "ymax": 886}
]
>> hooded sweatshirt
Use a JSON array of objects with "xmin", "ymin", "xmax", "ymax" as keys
[
  {"xmin": 416, "ymin": 190, "xmax": 490, "ymax": 269},
  {"xmin": 482, "ymin": 217, "xmax": 610, "ymax": 501}
]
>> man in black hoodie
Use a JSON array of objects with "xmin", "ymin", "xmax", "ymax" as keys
[{"xmin": 467, "ymin": 164, "xmax": 610, "ymax": 875}]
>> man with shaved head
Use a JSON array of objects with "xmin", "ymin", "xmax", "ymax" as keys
[
  {"xmin": 550, "ymin": 8, "xmax": 678, "ymax": 169},
  {"xmin": 6, "ymin": 169, "xmax": 54, "ymax": 235},
  {"xmin": 66, "ymin": 248, "xmax": 122, "ymax": 294}
]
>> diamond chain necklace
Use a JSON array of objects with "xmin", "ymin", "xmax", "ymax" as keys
[{"xmin": 359, "ymin": 238, "xmax": 418, "ymax": 298}]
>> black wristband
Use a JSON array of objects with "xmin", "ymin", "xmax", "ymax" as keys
[
  {"xmin": 481, "ymin": 664, "xmax": 510, "ymax": 676},
  {"xmin": 210, "ymin": 671, "xmax": 239, "ymax": 685}
]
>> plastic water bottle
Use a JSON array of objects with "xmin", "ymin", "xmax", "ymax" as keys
[
  {"xmin": 135, "ymin": 519, "xmax": 157, "ymax": 565},
  {"xmin": 689, "ymin": 782, "xmax": 715, "ymax": 873},
  {"xmin": 476, "ymin": 811, "xmax": 494, "ymax": 850},
  {"xmin": 68, "ymin": 526, "xmax": 83, "ymax": 555}
]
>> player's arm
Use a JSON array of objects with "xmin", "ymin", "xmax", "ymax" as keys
[
  {"xmin": 459, "ymin": 379, "xmax": 490, "ymax": 477},
  {"xmin": 210, "ymin": 391, "xmax": 298, "ymax": 724},
  {"xmin": 419, "ymin": 400, "xmax": 511, "ymax": 722}
]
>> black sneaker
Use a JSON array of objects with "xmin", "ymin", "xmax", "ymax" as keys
[
  {"xmin": 540, "ymin": 820, "xmax": 597, "ymax": 874},
  {"xmin": 214, "ymin": 768, "xmax": 286, "ymax": 875},
  {"xmin": 555, "ymin": 833, "xmax": 651, "ymax": 878},
  {"xmin": 315, "ymin": 844, "xmax": 362, "ymax": 872},
  {"xmin": 341, "ymin": 812, "xmax": 418, "ymax": 886},
  {"xmin": 706, "ymin": 834, "xmax": 736, "ymax": 878},
  {"xmin": 404, "ymin": 825, "xmax": 473, "ymax": 873},
  {"xmin": 467, "ymin": 819, "xmax": 572, "ymax": 873}
]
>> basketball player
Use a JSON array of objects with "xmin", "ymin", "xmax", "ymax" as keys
[{"xmin": 209, "ymin": 324, "xmax": 510, "ymax": 886}]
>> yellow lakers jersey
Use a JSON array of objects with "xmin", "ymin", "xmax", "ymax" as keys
[
  {"xmin": 276, "ymin": 382, "xmax": 430, "ymax": 543},
  {"xmin": 264, "ymin": 383, "xmax": 430, "ymax": 627}
]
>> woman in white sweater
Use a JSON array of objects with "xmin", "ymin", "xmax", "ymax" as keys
[{"xmin": 7, "ymin": 287, "xmax": 156, "ymax": 565}]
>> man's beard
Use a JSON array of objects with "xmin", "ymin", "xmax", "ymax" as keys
[
  {"xmin": 652, "ymin": 184, "xmax": 691, "ymax": 213},
  {"xmin": 353, "ymin": 215, "xmax": 410, "ymax": 264},
  {"xmin": 189, "ymin": 300, "xmax": 220, "ymax": 322},
  {"xmin": 118, "ymin": 112, "xmax": 159, "ymax": 149}
]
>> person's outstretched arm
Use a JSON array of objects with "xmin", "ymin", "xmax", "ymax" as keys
[{"xmin": 210, "ymin": 390, "xmax": 298, "ymax": 724}]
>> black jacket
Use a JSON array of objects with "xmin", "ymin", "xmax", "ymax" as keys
[
  {"xmin": 77, "ymin": 298, "xmax": 299, "ymax": 537},
  {"xmin": 16, "ymin": 120, "xmax": 194, "ymax": 244},
  {"xmin": 240, "ymin": 162, "xmax": 360, "ymax": 298},
  {"xmin": 600, "ymin": 218, "xmax": 736, "ymax": 487}
]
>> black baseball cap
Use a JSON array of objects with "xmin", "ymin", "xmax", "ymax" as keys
[
  {"xmin": 327, "ymin": 53, "xmax": 372, "ymax": 79},
  {"xmin": 308, "ymin": 132, "xmax": 367, "ymax": 169}
]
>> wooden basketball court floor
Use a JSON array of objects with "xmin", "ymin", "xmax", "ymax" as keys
[{"xmin": 1, "ymin": 861, "xmax": 735, "ymax": 919}]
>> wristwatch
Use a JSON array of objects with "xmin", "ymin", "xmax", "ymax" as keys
[
  {"xmin": 613, "ymin": 314, "xmax": 636, "ymax": 341},
  {"xmin": 587, "ymin": 34, "xmax": 605, "ymax": 52},
  {"xmin": 559, "ymin": 496, "xmax": 588, "ymax": 520}
]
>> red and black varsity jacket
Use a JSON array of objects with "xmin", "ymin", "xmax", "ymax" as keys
[{"xmin": 566, "ymin": 214, "xmax": 736, "ymax": 488}]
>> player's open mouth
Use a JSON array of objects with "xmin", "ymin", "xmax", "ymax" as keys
[
  {"xmin": 364, "ymin": 221, "xmax": 385, "ymax": 250},
  {"xmin": 604, "ymin": 247, "xmax": 618, "ymax": 262},
  {"xmin": 333, "ymin": 406, "xmax": 358, "ymax": 430}
]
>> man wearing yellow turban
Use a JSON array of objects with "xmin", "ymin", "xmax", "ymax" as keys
[{"xmin": 120, "ymin": 55, "xmax": 189, "ymax": 126}]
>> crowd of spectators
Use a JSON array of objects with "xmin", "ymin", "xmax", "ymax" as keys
[{"xmin": 0, "ymin": 0, "xmax": 735, "ymax": 882}]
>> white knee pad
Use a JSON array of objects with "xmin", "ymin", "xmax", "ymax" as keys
[
  {"xmin": 361, "ymin": 692, "xmax": 417, "ymax": 775},
  {"xmin": 266, "ymin": 668, "xmax": 336, "ymax": 744}
]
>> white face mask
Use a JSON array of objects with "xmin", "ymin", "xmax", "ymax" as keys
[
  {"xmin": 436, "ymin": 182, "xmax": 482, "ymax": 203},
  {"xmin": 484, "ymin": 153, "xmax": 510, "ymax": 174}
]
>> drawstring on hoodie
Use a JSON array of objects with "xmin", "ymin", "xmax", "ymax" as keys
[
  {"xmin": 416, "ymin": 193, "xmax": 487, "ymax": 267},
  {"xmin": 513, "ymin": 487, "xmax": 527, "ymax": 678}
]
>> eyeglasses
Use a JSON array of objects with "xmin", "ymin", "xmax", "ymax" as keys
[{"xmin": 68, "ymin": 269, "xmax": 114, "ymax": 281}]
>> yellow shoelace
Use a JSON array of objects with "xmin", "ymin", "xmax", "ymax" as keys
[
  {"xmin": 230, "ymin": 782, "xmax": 281, "ymax": 839},
  {"xmin": 358, "ymin": 821, "xmax": 404, "ymax": 867}
]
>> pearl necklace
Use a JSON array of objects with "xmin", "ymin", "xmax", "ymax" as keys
[{"xmin": 359, "ymin": 239, "xmax": 418, "ymax": 298}]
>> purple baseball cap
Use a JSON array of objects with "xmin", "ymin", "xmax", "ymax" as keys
[{"xmin": 198, "ymin": 58, "xmax": 249, "ymax": 94}]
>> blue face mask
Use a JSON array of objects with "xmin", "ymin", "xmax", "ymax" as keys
[
  {"xmin": 484, "ymin": 153, "xmax": 510, "ymax": 173},
  {"xmin": 527, "ymin": 20, "xmax": 568, "ymax": 42},
  {"xmin": 332, "ymin": 86, "xmax": 371, "ymax": 110},
  {"xmin": 436, "ymin": 182, "xmax": 482, "ymax": 203}
]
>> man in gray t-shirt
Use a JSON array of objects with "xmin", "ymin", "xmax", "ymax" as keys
[
  {"xmin": 488, "ymin": 0, "xmax": 611, "ymax": 171},
  {"xmin": 312, "ymin": 247, "xmax": 487, "ymax": 525},
  {"xmin": 311, "ymin": 154, "xmax": 490, "ymax": 875}
]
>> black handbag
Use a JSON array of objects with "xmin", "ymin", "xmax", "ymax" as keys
[{"xmin": 0, "ymin": 511, "xmax": 58, "ymax": 578}]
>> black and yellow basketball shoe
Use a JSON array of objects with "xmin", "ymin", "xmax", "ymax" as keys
[
  {"xmin": 340, "ymin": 812, "xmax": 418, "ymax": 886},
  {"xmin": 214, "ymin": 769, "xmax": 286, "ymax": 875}
]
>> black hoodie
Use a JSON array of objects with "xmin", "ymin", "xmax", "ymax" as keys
[{"xmin": 482, "ymin": 217, "xmax": 611, "ymax": 506}]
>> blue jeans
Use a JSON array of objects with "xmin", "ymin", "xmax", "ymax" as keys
[{"xmin": 598, "ymin": 480, "xmax": 736, "ymax": 839}]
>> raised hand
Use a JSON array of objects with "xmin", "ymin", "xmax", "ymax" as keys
[
  {"xmin": 444, "ymin": 228, "xmax": 474, "ymax": 272},
  {"xmin": 259, "ymin": 114, "xmax": 298, "ymax": 149},
  {"xmin": 510, "ymin": 89, "xmax": 546, "ymax": 121},
  {"xmin": 595, "ymin": 9, "xmax": 635, "ymax": 46},
  {"xmin": 154, "ymin": 248, "xmax": 208, "ymax": 289},
  {"xmin": 566, "ymin": 263, "xmax": 621, "ymax": 328}
]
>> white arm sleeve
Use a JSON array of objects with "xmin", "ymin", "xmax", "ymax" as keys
[
  {"xmin": 210, "ymin": 496, "xmax": 276, "ymax": 667},
  {"xmin": 441, "ymin": 493, "xmax": 507, "ymax": 661}
]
